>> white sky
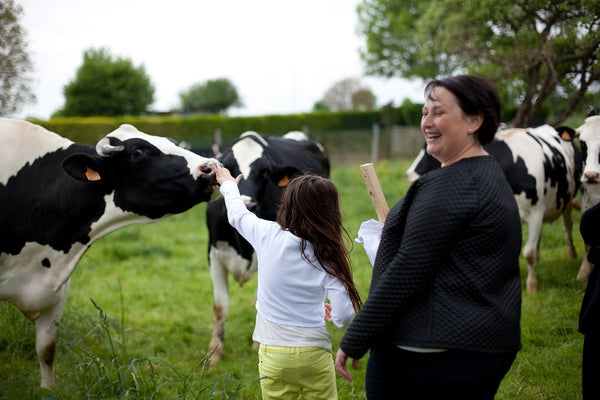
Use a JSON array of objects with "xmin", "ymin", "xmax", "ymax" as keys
[{"xmin": 15, "ymin": 0, "xmax": 424, "ymax": 120}]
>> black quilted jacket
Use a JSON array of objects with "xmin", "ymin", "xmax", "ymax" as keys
[{"xmin": 340, "ymin": 156, "xmax": 522, "ymax": 359}]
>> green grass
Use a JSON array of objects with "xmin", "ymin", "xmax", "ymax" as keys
[{"xmin": 0, "ymin": 159, "xmax": 588, "ymax": 399}]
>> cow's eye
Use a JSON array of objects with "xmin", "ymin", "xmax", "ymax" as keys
[{"xmin": 130, "ymin": 148, "xmax": 144, "ymax": 159}]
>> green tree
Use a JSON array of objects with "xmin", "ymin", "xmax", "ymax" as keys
[
  {"xmin": 0, "ymin": 0, "xmax": 34, "ymax": 116},
  {"xmin": 357, "ymin": 0, "xmax": 600, "ymax": 127},
  {"xmin": 179, "ymin": 78, "xmax": 242, "ymax": 114},
  {"xmin": 312, "ymin": 100, "xmax": 328, "ymax": 111},
  {"xmin": 55, "ymin": 47, "xmax": 154, "ymax": 117}
]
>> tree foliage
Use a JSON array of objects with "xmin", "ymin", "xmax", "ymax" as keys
[
  {"xmin": 320, "ymin": 77, "xmax": 377, "ymax": 111},
  {"xmin": 0, "ymin": 0, "xmax": 34, "ymax": 116},
  {"xmin": 178, "ymin": 78, "xmax": 242, "ymax": 114},
  {"xmin": 357, "ymin": 0, "xmax": 600, "ymax": 126},
  {"xmin": 55, "ymin": 47, "xmax": 154, "ymax": 117}
]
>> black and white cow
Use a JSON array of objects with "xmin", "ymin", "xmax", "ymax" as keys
[
  {"xmin": 0, "ymin": 118, "xmax": 219, "ymax": 388},
  {"xmin": 406, "ymin": 124, "xmax": 581, "ymax": 293},
  {"xmin": 576, "ymin": 115, "xmax": 600, "ymax": 281},
  {"xmin": 206, "ymin": 131, "xmax": 329, "ymax": 365}
]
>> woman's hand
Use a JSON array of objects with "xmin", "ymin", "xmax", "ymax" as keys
[{"xmin": 335, "ymin": 348, "xmax": 360, "ymax": 382}]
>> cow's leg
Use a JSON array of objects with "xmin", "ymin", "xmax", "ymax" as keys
[
  {"xmin": 35, "ymin": 280, "xmax": 69, "ymax": 389},
  {"xmin": 523, "ymin": 214, "xmax": 543, "ymax": 294},
  {"xmin": 208, "ymin": 253, "xmax": 229, "ymax": 366},
  {"xmin": 577, "ymin": 245, "xmax": 592, "ymax": 282}
]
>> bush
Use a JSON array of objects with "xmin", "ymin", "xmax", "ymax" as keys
[{"xmin": 30, "ymin": 111, "xmax": 390, "ymax": 145}]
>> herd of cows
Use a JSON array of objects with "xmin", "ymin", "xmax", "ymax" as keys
[{"xmin": 0, "ymin": 114, "xmax": 599, "ymax": 388}]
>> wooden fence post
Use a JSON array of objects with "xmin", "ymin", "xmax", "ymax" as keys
[{"xmin": 371, "ymin": 123, "xmax": 380, "ymax": 163}]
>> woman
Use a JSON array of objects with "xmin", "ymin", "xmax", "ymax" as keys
[
  {"xmin": 335, "ymin": 75, "xmax": 522, "ymax": 399},
  {"xmin": 212, "ymin": 167, "xmax": 362, "ymax": 400}
]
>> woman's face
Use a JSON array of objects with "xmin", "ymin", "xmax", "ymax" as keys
[{"xmin": 420, "ymin": 86, "xmax": 480, "ymax": 166}]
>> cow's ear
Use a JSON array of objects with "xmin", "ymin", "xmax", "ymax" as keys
[
  {"xmin": 556, "ymin": 126, "xmax": 576, "ymax": 141},
  {"xmin": 271, "ymin": 166, "xmax": 300, "ymax": 187},
  {"xmin": 63, "ymin": 154, "xmax": 104, "ymax": 183}
]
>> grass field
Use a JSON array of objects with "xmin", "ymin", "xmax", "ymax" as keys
[{"xmin": 0, "ymin": 159, "xmax": 589, "ymax": 399}]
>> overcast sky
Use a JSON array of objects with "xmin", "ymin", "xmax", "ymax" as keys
[{"xmin": 16, "ymin": 0, "xmax": 424, "ymax": 120}]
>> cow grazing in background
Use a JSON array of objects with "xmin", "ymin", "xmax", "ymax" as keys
[
  {"xmin": 0, "ymin": 119, "xmax": 220, "ymax": 388},
  {"xmin": 406, "ymin": 125, "xmax": 581, "ymax": 293},
  {"xmin": 206, "ymin": 131, "xmax": 329, "ymax": 365},
  {"xmin": 576, "ymin": 115, "xmax": 600, "ymax": 281}
]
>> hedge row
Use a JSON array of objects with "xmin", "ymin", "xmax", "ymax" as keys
[{"xmin": 31, "ymin": 104, "xmax": 424, "ymax": 147}]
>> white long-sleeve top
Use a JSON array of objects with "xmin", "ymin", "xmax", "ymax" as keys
[{"xmin": 220, "ymin": 180, "xmax": 355, "ymax": 350}]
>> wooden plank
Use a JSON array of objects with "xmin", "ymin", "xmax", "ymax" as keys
[{"xmin": 360, "ymin": 163, "xmax": 389, "ymax": 222}]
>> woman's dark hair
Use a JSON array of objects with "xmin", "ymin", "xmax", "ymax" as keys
[
  {"xmin": 276, "ymin": 174, "xmax": 362, "ymax": 312},
  {"xmin": 424, "ymin": 75, "xmax": 501, "ymax": 145}
]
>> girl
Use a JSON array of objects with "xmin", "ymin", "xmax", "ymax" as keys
[{"xmin": 211, "ymin": 165, "xmax": 362, "ymax": 400}]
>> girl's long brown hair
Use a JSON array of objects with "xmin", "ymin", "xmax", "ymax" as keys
[{"xmin": 276, "ymin": 174, "xmax": 363, "ymax": 312}]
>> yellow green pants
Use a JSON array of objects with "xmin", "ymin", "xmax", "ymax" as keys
[{"xmin": 258, "ymin": 344, "xmax": 338, "ymax": 400}]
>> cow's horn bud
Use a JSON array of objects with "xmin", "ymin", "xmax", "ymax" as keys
[{"xmin": 96, "ymin": 137, "xmax": 124, "ymax": 157}]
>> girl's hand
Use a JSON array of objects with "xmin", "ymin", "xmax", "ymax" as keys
[
  {"xmin": 325, "ymin": 302, "xmax": 332, "ymax": 323},
  {"xmin": 211, "ymin": 163, "xmax": 242, "ymax": 185}
]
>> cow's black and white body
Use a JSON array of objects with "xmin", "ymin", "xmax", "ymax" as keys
[
  {"xmin": 406, "ymin": 125, "xmax": 580, "ymax": 293},
  {"xmin": 206, "ymin": 131, "xmax": 329, "ymax": 364},
  {"xmin": 576, "ymin": 115, "xmax": 600, "ymax": 281},
  {"xmin": 0, "ymin": 118, "xmax": 219, "ymax": 388}
]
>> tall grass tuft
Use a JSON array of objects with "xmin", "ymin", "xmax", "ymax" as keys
[{"xmin": 47, "ymin": 299, "xmax": 258, "ymax": 400}]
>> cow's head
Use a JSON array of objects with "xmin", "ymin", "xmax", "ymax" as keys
[
  {"xmin": 219, "ymin": 132, "xmax": 298, "ymax": 220},
  {"xmin": 577, "ymin": 116, "xmax": 600, "ymax": 185},
  {"xmin": 62, "ymin": 124, "xmax": 220, "ymax": 219}
]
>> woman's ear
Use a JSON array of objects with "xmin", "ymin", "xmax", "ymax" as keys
[{"xmin": 469, "ymin": 113, "xmax": 484, "ymax": 133}]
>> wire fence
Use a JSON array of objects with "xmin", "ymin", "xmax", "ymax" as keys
[
  {"xmin": 296, "ymin": 124, "xmax": 422, "ymax": 166},
  {"xmin": 202, "ymin": 125, "xmax": 423, "ymax": 166}
]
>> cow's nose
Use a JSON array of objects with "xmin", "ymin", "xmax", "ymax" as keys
[
  {"xmin": 245, "ymin": 200, "xmax": 258, "ymax": 212},
  {"xmin": 200, "ymin": 160, "xmax": 222, "ymax": 174},
  {"xmin": 241, "ymin": 196, "xmax": 258, "ymax": 212},
  {"xmin": 583, "ymin": 171, "xmax": 600, "ymax": 183}
]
